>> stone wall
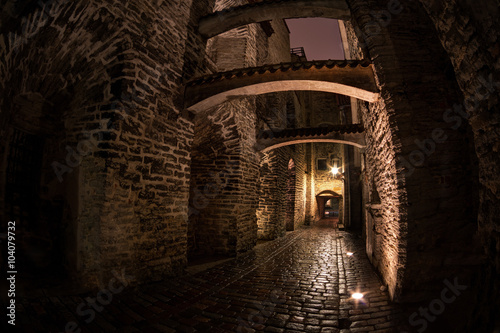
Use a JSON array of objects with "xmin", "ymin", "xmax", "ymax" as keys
[
  {"xmin": 257, "ymin": 147, "xmax": 291, "ymax": 239},
  {"xmin": 189, "ymin": 0, "xmax": 295, "ymax": 253},
  {"xmin": 312, "ymin": 143, "xmax": 344, "ymax": 222},
  {"xmin": 188, "ymin": 102, "xmax": 243, "ymax": 256},
  {"xmin": 416, "ymin": 1, "xmax": 500, "ymax": 329},
  {"xmin": 0, "ymin": 0, "xmax": 216, "ymax": 288},
  {"xmin": 304, "ymin": 143, "xmax": 316, "ymax": 224},
  {"xmin": 309, "ymin": 92, "xmax": 344, "ymax": 127},
  {"xmin": 190, "ymin": 6, "xmax": 260, "ymax": 256},
  {"xmin": 292, "ymin": 144, "xmax": 307, "ymax": 230},
  {"xmin": 2, "ymin": 2, "xmax": 496, "ymax": 330},
  {"xmin": 256, "ymin": 144, "xmax": 308, "ymax": 239},
  {"xmin": 346, "ymin": 0, "xmax": 479, "ymax": 309}
]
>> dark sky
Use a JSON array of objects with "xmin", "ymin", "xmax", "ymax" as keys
[{"xmin": 286, "ymin": 18, "xmax": 345, "ymax": 60}]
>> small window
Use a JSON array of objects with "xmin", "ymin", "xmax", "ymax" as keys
[{"xmin": 317, "ymin": 158, "xmax": 327, "ymax": 170}]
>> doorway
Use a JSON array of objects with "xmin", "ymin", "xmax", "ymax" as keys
[
  {"xmin": 3, "ymin": 128, "xmax": 67, "ymax": 282},
  {"xmin": 316, "ymin": 190, "xmax": 342, "ymax": 227},
  {"xmin": 324, "ymin": 198, "xmax": 340, "ymax": 218}
]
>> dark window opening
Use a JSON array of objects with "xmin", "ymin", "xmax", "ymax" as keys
[{"xmin": 317, "ymin": 158, "xmax": 327, "ymax": 170}]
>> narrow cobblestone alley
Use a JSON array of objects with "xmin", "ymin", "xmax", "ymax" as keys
[{"xmin": 17, "ymin": 222, "xmax": 409, "ymax": 332}]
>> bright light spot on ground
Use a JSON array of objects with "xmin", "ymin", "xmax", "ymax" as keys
[
  {"xmin": 347, "ymin": 252, "xmax": 354, "ymax": 256},
  {"xmin": 352, "ymin": 293, "xmax": 364, "ymax": 300}
]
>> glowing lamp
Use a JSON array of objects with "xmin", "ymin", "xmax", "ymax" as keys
[{"xmin": 352, "ymin": 293, "xmax": 364, "ymax": 300}]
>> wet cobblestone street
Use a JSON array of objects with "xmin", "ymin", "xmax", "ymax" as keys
[{"xmin": 17, "ymin": 221, "xmax": 411, "ymax": 332}]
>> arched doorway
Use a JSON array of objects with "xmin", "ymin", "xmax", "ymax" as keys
[
  {"xmin": 316, "ymin": 190, "xmax": 342, "ymax": 227},
  {"xmin": 324, "ymin": 198, "xmax": 340, "ymax": 218},
  {"xmin": 285, "ymin": 159, "xmax": 296, "ymax": 231},
  {"xmin": 1, "ymin": 93, "xmax": 70, "ymax": 286}
]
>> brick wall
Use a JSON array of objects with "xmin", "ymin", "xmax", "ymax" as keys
[
  {"xmin": 257, "ymin": 147, "xmax": 290, "ymax": 239},
  {"xmin": 312, "ymin": 143, "xmax": 344, "ymax": 222},
  {"xmin": 0, "ymin": 0, "xmax": 216, "ymax": 287},
  {"xmin": 3, "ymin": 3, "xmax": 496, "ymax": 330},
  {"xmin": 293, "ymin": 144, "xmax": 307, "ymax": 229},
  {"xmin": 416, "ymin": 0, "xmax": 500, "ymax": 329},
  {"xmin": 346, "ymin": 0, "xmax": 479, "ymax": 307},
  {"xmin": 189, "ymin": 0, "xmax": 296, "ymax": 253}
]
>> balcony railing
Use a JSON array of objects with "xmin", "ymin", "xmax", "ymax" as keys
[{"xmin": 290, "ymin": 46, "xmax": 306, "ymax": 58}]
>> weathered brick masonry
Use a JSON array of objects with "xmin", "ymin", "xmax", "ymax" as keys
[
  {"xmin": 346, "ymin": 0, "xmax": 479, "ymax": 305},
  {"xmin": 417, "ymin": 0, "xmax": 500, "ymax": 329},
  {"xmin": 1, "ymin": 0, "xmax": 499, "ymax": 331},
  {"xmin": 0, "ymin": 0, "xmax": 218, "ymax": 286},
  {"xmin": 188, "ymin": 0, "xmax": 304, "ymax": 255}
]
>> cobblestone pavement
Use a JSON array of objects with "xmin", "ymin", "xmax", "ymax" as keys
[{"xmin": 17, "ymin": 221, "xmax": 414, "ymax": 332}]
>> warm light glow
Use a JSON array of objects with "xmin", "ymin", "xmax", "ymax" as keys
[
  {"xmin": 352, "ymin": 293, "xmax": 364, "ymax": 300},
  {"xmin": 347, "ymin": 252, "xmax": 354, "ymax": 256},
  {"xmin": 331, "ymin": 167, "xmax": 339, "ymax": 175}
]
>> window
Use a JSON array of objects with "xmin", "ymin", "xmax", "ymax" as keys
[{"xmin": 317, "ymin": 158, "xmax": 327, "ymax": 170}]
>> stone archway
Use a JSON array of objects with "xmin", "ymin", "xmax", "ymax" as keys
[
  {"xmin": 0, "ymin": 92, "xmax": 77, "ymax": 286},
  {"xmin": 199, "ymin": 0, "xmax": 350, "ymax": 38},
  {"xmin": 185, "ymin": 60, "xmax": 379, "ymax": 112},
  {"xmin": 260, "ymin": 138, "xmax": 365, "ymax": 152},
  {"xmin": 345, "ymin": 0, "xmax": 479, "ymax": 306},
  {"xmin": 316, "ymin": 190, "xmax": 342, "ymax": 227},
  {"xmin": 191, "ymin": 0, "xmax": 480, "ymax": 309}
]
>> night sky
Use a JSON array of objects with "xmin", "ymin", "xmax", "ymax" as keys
[{"xmin": 286, "ymin": 18, "xmax": 345, "ymax": 61}]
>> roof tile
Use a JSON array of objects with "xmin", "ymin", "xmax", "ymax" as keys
[
  {"xmin": 259, "ymin": 124, "xmax": 364, "ymax": 140},
  {"xmin": 186, "ymin": 60, "xmax": 372, "ymax": 86}
]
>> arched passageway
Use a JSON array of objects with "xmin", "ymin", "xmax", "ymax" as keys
[
  {"xmin": 316, "ymin": 190, "xmax": 342, "ymax": 228},
  {"xmin": 262, "ymin": 138, "xmax": 364, "ymax": 151},
  {"xmin": 257, "ymin": 124, "xmax": 366, "ymax": 152},
  {"xmin": 2, "ymin": 0, "xmax": 498, "ymax": 330},
  {"xmin": 184, "ymin": 60, "xmax": 379, "ymax": 112}
]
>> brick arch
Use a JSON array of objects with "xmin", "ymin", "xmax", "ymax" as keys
[
  {"xmin": 316, "ymin": 190, "xmax": 342, "ymax": 223},
  {"xmin": 261, "ymin": 138, "xmax": 364, "ymax": 152},
  {"xmin": 257, "ymin": 124, "xmax": 366, "ymax": 152},
  {"xmin": 316, "ymin": 190, "xmax": 342, "ymax": 197},
  {"xmin": 185, "ymin": 60, "xmax": 379, "ymax": 112},
  {"xmin": 317, "ymin": 190, "xmax": 340, "ymax": 196},
  {"xmin": 198, "ymin": 0, "xmax": 350, "ymax": 38}
]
